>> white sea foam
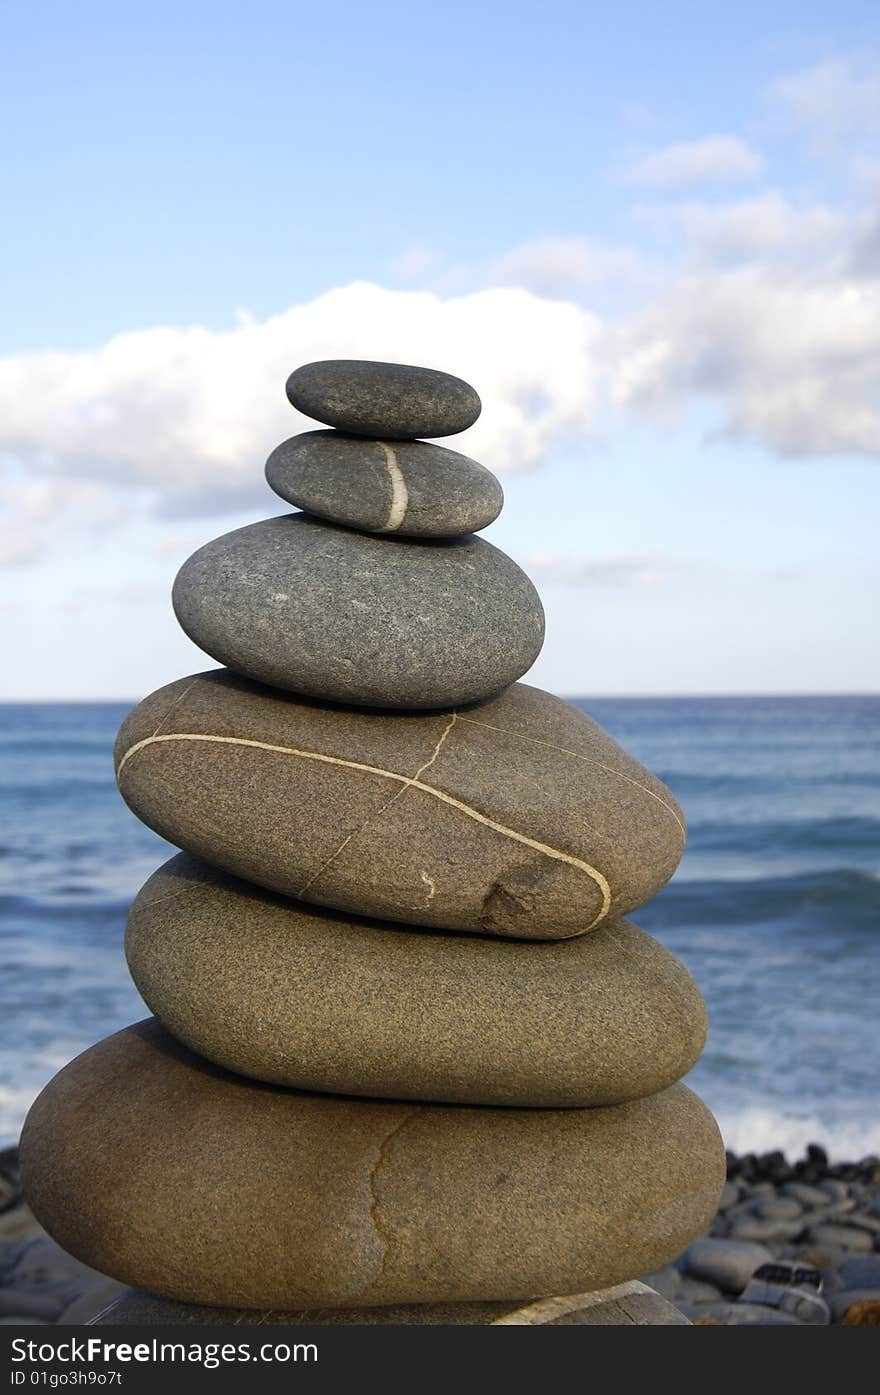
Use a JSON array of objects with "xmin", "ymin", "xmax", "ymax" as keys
[
  {"xmin": 0, "ymin": 1084, "xmax": 40, "ymax": 1146},
  {"xmin": 717, "ymin": 1105, "xmax": 880, "ymax": 1161}
]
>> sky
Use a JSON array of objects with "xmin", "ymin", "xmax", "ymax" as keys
[{"xmin": 1, "ymin": 0, "xmax": 879, "ymax": 698}]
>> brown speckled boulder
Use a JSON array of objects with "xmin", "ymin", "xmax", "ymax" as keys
[
  {"xmin": 114, "ymin": 673, "xmax": 686, "ymax": 940},
  {"xmin": 125, "ymin": 853, "xmax": 706, "ymax": 1107},
  {"xmin": 20, "ymin": 1020, "xmax": 724, "ymax": 1311}
]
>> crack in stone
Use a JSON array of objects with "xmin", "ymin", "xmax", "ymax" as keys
[
  {"xmin": 295, "ymin": 713, "xmax": 458, "ymax": 900},
  {"xmin": 116, "ymin": 726, "xmax": 613, "ymax": 924},
  {"xmin": 456, "ymin": 713, "xmax": 687, "ymax": 843},
  {"xmin": 359, "ymin": 1109, "xmax": 421, "ymax": 1301}
]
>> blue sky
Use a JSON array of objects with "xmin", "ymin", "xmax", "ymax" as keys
[{"xmin": 2, "ymin": 1, "xmax": 879, "ymax": 697}]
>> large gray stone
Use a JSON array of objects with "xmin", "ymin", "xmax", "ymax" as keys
[
  {"xmin": 21, "ymin": 1020, "xmax": 724, "ymax": 1311},
  {"xmin": 266, "ymin": 431, "xmax": 503, "ymax": 538},
  {"xmin": 683, "ymin": 1238, "xmax": 773, "ymax": 1294},
  {"xmin": 806, "ymin": 1224, "xmax": 873, "ymax": 1252},
  {"xmin": 838, "ymin": 1255, "xmax": 880, "ymax": 1290},
  {"xmin": 172, "ymin": 514, "xmax": 544, "ymax": 709},
  {"xmin": 285, "ymin": 360, "xmax": 481, "ymax": 439},
  {"xmin": 690, "ymin": 1301, "xmax": 804, "ymax": 1326},
  {"xmin": 115, "ymin": 674, "xmax": 686, "ymax": 939},
  {"xmin": 126, "ymin": 854, "xmax": 707, "ymax": 1107},
  {"xmin": 828, "ymin": 1288, "xmax": 880, "ymax": 1321}
]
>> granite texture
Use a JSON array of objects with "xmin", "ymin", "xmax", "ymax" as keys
[
  {"xmin": 91, "ymin": 1281, "xmax": 690, "ymax": 1326},
  {"xmin": 172, "ymin": 514, "xmax": 544, "ymax": 709},
  {"xmin": 265, "ymin": 431, "xmax": 503, "ymax": 538},
  {"xmin": 114, "ymin": 673, "xmax": 687, "ymax": 939},
  {"xmin": 21, "ymin": 1021, "xmax": 724, "ymax": 1310},
  {"xmin": 285, "ymin": 360, "xmax": 481, "ymax": 440},
  {"xmin": 125, "ymin": 854, "xmax": 707, "ymax": 1107}
]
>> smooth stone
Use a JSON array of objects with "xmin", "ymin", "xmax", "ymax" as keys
[
  {"xmin": 828, "ymin": 1288, "xmax": 880, "ymax": 1322},
  {"xmin": 806, "ymin": 1224, "xmax": 873, "ymax": 1252},
  {"xmin": 285, "ymin": 360, "xmax": 481, "ymax": 440},
  {"xmin": 717, "ymin": 1181, "xmax": 740, "ymax": 1211},
  {"xmin": 683, "ymin": 1238, "xmax": 773, "ymax": 1295},
  {"xmin": 819, "ymin": 1180, "xmax": 850, "ymax": 1202},
  {"xmin": 265, "ymin": 432, "xmax": 503, "ymax": 538},
  {"xmin": 21, "ymin": 1021, "xmax": 724, "ymax": 1311},
  {"xmin": 126, "ymin": 854, "xmax": 707, "ymax": 1108},
  {"xmin": 728, "ymin": 1218, "xmax": 803, "ymax": 1243},
  {"xmin": 754, "ymin": 1196, "xmax": 803, "ymax": 1221},
  {"xmin": 782, "ymin": 1182, "xmax": 829, "ymax": 1208},
  {"xmin": 845, "ymin": 1212, "xmax": 880, "ymax": 1235},
  {"xmin": 0, "ymin": 1235, "xmax": 121, "ymax": 1324},
  {"xmin": 641, "ymin": 1268, "xmax": 720, "ymax": 1306},
  {"xmin": 115, "ymin": 673, "xmax": 686, "ymax": 939},
  {"xmin": 90, "ymin": 1281, "xmax": 690, "ymax": 1326},
  {"xmin": 172, "ymin": 514, "xmax": 544, "ymax": 710},
  {"xmin": 838, "ymin": 1255, "xmax": 880, "ymax": 1290},
  {"xmin": 690, "ymin": 1301, "xmax": 804, "ymax": 1326}
]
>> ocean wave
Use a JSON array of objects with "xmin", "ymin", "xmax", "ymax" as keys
[
  {"xmin": 643, "ymin": 867, "xmax": 880, "ymax": 933},
  {"xmin": 714, "ymin": 1105, "xmax": 880, "ymax": 1162}
]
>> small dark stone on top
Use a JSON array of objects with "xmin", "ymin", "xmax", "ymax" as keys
[{"xmin": 286, "ymin": 360, "xmax": 482, "ymax": 440}]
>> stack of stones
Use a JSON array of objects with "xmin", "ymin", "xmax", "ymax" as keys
[{"xmin": 21, "ymin": 360, "xmax": 725, "ymax": 1326}]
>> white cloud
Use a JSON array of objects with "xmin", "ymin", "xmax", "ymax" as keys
[
  {"xmin": 5, "ymin": 53, "xmax": 880, "ymax": 574},
  {"xmin": 525, "ymin": 552, "xmax": 685, "ymax": 587},
  {"xmin": 661, "ymin": 194, "xmax": 843, "ymax": 265},
  {"xmin": 626, "ymin": 136, "xmax": 763, "ymax": 192},
  {"xmin": 769, "ymin": 58, "xmax": 880, "ymax": 150},
  {"xmin": 612, "ymin": 264, "xmax": 880, "ymax": 456},
  {"xmin": 0, "ymin": 283, "xmax": 603, "ymax": 513},
  {"xmin": 487, "ymin": 236, "xmax": 643, "ymax": 297},
  {"xmin": 386, "ymin": 245, "xmax": 447, "ymax": 282},
  {"xmin": 0, "ymin": 476, "xmax": 125, "ymax": 566}
]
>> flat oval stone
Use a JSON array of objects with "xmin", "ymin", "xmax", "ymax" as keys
[
  {"xmin": 265, "ymin": 431, "xmax": 503, "ymax": 538},
  {"xmin": 126, "ymin": 854, "xmax": 707, "ymax": 1107},
  {"xmin": 286, "ymin": 360, "xmax": 481, "ymax": 439},
  {"xmin": 172, "ymin": 515, "xmax": 543, "ymax": 709},
  {"xmin": 21, "ymin": 1020, "xmax": 724, "ymax": 1310},
  {"xmin": 93, "ymin": 1282, "xmax": 691, "ymax": 1326},
  {"xmin": 114, "ymin": 673, "xmax": 687, "ymax": 939}
]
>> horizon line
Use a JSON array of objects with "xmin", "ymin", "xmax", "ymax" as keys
[{"xmin": 1, "ymin": 689, "xmax": 879, "ymax": 705}]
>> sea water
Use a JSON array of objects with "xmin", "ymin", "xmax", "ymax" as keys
[{"xmin": 1, "ymin": 695, "xmax": 878, "ymax": 1157}]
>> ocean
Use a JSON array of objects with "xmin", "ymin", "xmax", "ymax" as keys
[{"xmin": 1, "ymin": 695, "xmax": 878, "ymax": 1158}]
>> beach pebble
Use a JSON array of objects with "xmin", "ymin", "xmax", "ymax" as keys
[
  {"xmin": 717, "ymin": 1182, "xmax": 740, "ymax": 1211},
  {"xmin": 754, "ymin": 1196, "xmax": 803, "ymax": 1221},
  {"xmin": 806, "ymin": 1224, "xmax": 873, "ymax": 1252},
  {"xmin": 641, "ymin": 1267, "xmax": 721, "ymax": 1306},
  {"xmin": 0, "ymin": 1235, "xmax": 119, "ymax": 1324},
  {"xmin": 286, "ymin": 360, "xmax": 481, "ymax": 440},
  {"xmin": 172, "ymin": 514, "xmax": 544, "ymax": 709},
  {"xmin": 0, "ymin": 1151, "xmax": 21, "ymax": 1216},
  {"xmin": 837, "ymin": 1255, "xmax": 880, "ymax": 1289},
  {"xmin": 126, "ymin": 855, "xmax": 706, "ymax": 1108},
  {"xmin": 828, "ymin": 1288, "xmax": 880, "ymax": 1322},
  {"xmin": 20, "ymin": 1020, "xmax": 724, "ymax": 1311},
  {"xmin": 820, "ymin": 1181, "xmax": 851, "ymax": 1206},
  {"xmin": 728, "ymin": 1217, "xmax": 803, "ymax": 1243},
  {"xmin": 115, "ymin": 673, "xmax": 686, "ymax": 940},
  {"xmin": 845, "ymin": 1213, "xmax": 880, "ymax": 1235},
  {"xmin": 691, "ymin": 1301, "xmax": 804, "ymax": 1326},
  {"xmin": 683, "ymin": 1238, "xmax": 773, "ymax": 1294},
  {"xmin": 783, "ymin": 1182, "xmax": 831, "ymax": 1208},
  {"xmin": 265, "ymin": 432, "xmax": 503, "ymax": 538}
]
